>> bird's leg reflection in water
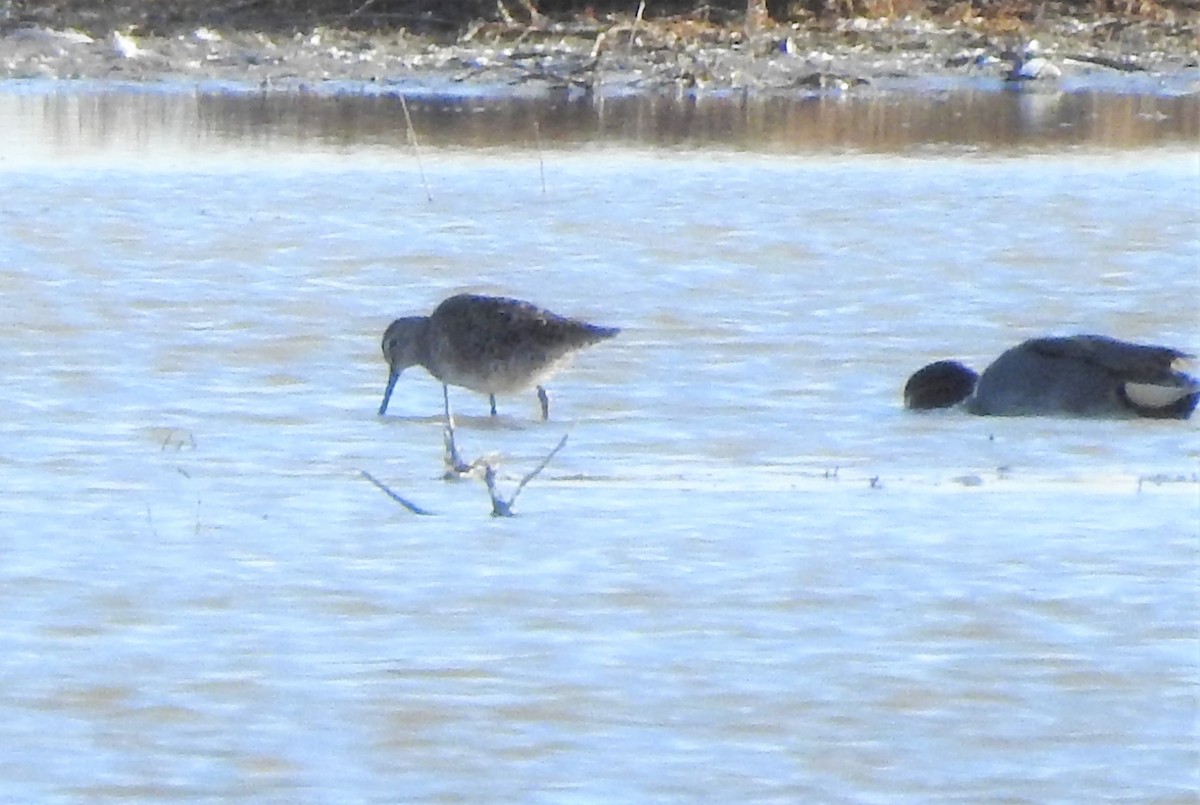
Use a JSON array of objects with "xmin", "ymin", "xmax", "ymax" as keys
[{"xmin": 442, "ymin": 384, "xmax": 476, "ymax": 480}]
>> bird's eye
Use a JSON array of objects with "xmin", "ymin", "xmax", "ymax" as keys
[{"xmin": 387, "ymin": 339, "xmax": 398, "ymax": 349}]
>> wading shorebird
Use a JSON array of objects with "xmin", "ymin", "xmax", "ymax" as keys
[
  {"xmin": 904, "ymin": 334, "xmax": 1199, "ymax": 419},
  {"xmin": 378, "ymin": 293, "xmax": 619, "ymax": 420},
  {"xmin": 1004, "ymin": 39, "xmax": 1063, "ymax": 82}
]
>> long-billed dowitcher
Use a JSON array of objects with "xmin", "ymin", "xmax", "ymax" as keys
[
  {"xmin": 378, "ymin": 293, "xmax": 619, "ymax": 420},
  {"xmin": 904, "ymin": 335, "xmax": 1198, "ymax": 419}
]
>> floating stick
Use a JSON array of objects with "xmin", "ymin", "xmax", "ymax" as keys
[
  {"xmin": 361, "ymin": 470, "xmax": 436, "ymax": 516},
  {"xmin": 484, "ymin": 434, "xmax": 569, "ymax": 517}
]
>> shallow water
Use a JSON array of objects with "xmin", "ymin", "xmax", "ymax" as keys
[{"xmin": 0, "ymin": 83, "xmax": 1197, "ymax": 801}]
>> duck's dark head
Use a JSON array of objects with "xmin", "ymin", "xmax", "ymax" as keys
[{"xmin": 904, "ymin": 360, "xmax": 979, "ymax": 410}]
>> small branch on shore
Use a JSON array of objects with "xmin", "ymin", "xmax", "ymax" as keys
[
  {"xmin": 629, "ymin": 0, "xmax": 646, "ymax": 52},
  {"xmin": 345, "ymin": 0, "xmax": 380, "ymax": 20}
]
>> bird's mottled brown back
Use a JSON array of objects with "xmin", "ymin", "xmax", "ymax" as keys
[{"xmin": 425, "ymin": 294, "xmax": 619, "ymax": 394}]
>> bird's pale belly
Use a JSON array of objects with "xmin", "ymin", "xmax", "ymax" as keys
[{"xmin": 437, "ymin": 355, "xmax": 569, "ymax": 395}]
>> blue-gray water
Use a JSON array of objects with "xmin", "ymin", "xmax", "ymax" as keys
[{"xmin": 1, "ymin": 84, "xmax": 1197, "ymax": 802}]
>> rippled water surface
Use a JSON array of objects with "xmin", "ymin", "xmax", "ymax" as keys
[{"xmin": 1, "ymin": 84, "xmax": 1197, "ymax": 802}]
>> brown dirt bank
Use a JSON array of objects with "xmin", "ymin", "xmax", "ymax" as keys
[{"xmin": 2, "ymin": 0, "xmax": 1197, "ymax": 88}]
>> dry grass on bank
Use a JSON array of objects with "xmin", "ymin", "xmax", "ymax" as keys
[{"xmin": 5, "ymin": 0, "xmax": 1194, "ymax": 37}]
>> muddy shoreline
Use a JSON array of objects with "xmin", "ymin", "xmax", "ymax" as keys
[{"xmin": 1, "ymin": 7, "xmax": 1197, "ymax": 93}]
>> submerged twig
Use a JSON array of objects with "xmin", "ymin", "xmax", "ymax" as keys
[
  {"xmin": 398, "ymin": 93, "xmax": 432, "ymax": 203},
  {"xmin": 484, "ymin": 434, "xmax": 569, "ymax": 517},
  {"xmin": 159, "ymin": 428, "xmax": 197, "ymax": 451},
  {"xmin": 361, "ymin": 470, "xmax": 436, "ymax": 516}
]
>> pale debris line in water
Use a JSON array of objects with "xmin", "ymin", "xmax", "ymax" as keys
[
  {"xmin": 361, "ymin": 470, "xmax": 436, "ymax": 516},
  {"xmin": 1137, "ymin": 473, "xmax": 1200, "ymax": 493}
]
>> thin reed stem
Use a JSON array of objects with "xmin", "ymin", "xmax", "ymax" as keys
[
  {"xmin": 534, "ymin": 121, "xmax": 546, "ymax": 196},
  {"xmin": 399, "ymin": 93, "xmax": 432, "ymax": 203}
]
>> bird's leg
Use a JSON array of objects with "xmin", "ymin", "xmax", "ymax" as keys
[
  {"xmin": 442, "ymin": 385, "xmax": 470, "ymax": 477},
  {"xmin": 537, "ymin": 386, "xmax": 549, "ymax": 421},
  {"xmin": 489, "ymin": 394, "xmax": 498, "ymax": 417}
]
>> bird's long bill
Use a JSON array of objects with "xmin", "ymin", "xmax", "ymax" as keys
[{"xmin": 378, "ymin": 370, "xmax": 400, "ymax": 416}]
